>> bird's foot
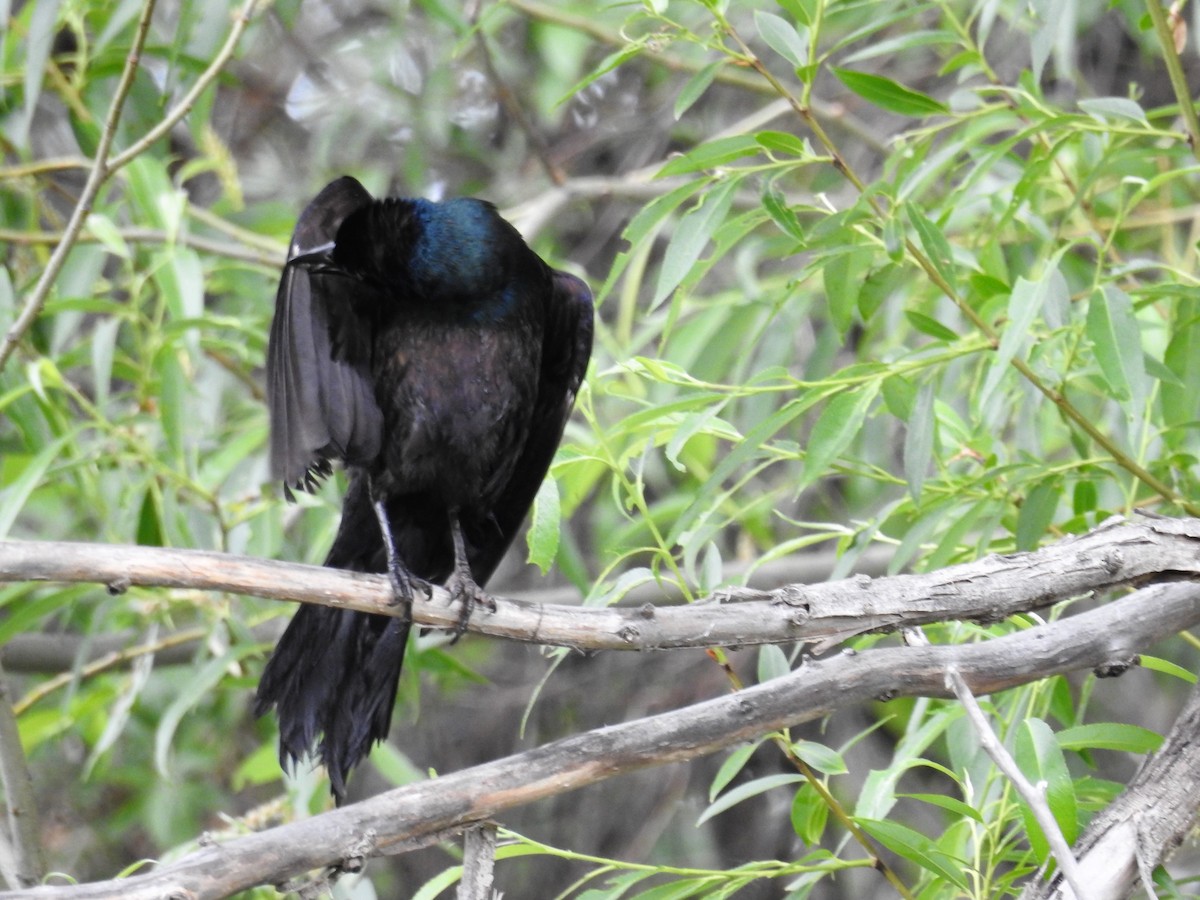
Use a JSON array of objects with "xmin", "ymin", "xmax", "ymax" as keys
[
  {"xmin": 443, "ymin": 567, "xmax": 496, "ymax": 643},
  {"xmin": 385, "ymin": 564, "xmax": 432, "ymax": 622}
]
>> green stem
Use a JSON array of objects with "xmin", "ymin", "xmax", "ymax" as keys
[
  {"xmin": 0, "ymin": 0, "xmax": 160, "ymax": 371},
  {"xmin": 1145, "ymin": 0, "xmax": 1200, "ymax": 155},
  {"xmin": 716, "ymin": 11, "xmax": 1200, "ymax": 518}
]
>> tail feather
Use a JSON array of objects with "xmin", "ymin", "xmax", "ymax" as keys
[
  {"xmin": 255, "ymin": 603, "xmax": 408, "ymax": 801},
  {"xmin": 255, "ymin": 473, "xmax": 425, "ymax": 803},
  {"xmin": 255, "ymin": 471, "xmax": 514, "ymax": 801}
]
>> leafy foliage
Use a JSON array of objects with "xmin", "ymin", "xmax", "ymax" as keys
[{"xmin": 1, "ymin": 0, "xmax": 1199, "ymax": 897}]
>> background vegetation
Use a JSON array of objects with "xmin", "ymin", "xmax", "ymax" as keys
[{"xmin": 2, "ymin": 0, "xmax": 1200, "ymax": 896}]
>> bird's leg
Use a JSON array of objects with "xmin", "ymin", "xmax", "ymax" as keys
[
  {"xmin": 444, "ymin": 511, "xmax": 496, "ymax": 642},
  {"xmin": 369, "ymin": 478, "xmax": 431, "ymax": 620}
]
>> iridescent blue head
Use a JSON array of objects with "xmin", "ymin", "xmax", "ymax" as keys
[{"xmin": 330, "ymin": 196, "xmax": 530, "ymax": 308}]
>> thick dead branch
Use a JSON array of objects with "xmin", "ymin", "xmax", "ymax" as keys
[
  {"xmin": 1021, "ymin": 677, "xmax": 1200, "ymax": 900},
  {"xmin": 0, "ymin": 515, "xmax": 1197, "ymax": 652},
  {"xmin": 0, "ymin": 546, "xmax": 893, "ymax": 674},
  {"xmin": 5, "ymin": 581, "xmax": 1200, "ymax": 899}
]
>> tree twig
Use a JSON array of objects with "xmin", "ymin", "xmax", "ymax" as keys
[
  {"xmin": 7, "ymin": 580, "xmax": 1200, "ymax": 899},
  {"xmin": 0, "ymin": 0, "xmax": 159, "ymax": 370},
  {"xmin": 1143, "ymin": 0, "xmax": 1200, "ymax": 154},
  {"xmin": 944, "ymin": 662, "xmax": 1091, "ymax": 900},
  {"xmin": 0, "ymin": 0, "xmax": 262, "ymax": 371}
]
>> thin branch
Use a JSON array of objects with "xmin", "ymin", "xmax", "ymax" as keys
[
  {"xmin": 0, "ymin": 158, "xmax": 91, "ymax": 180},
  {"xmin": 11, "ymin": 626, "xmax": 241, "ymax": 716},
  {"xmin": 458, "ymin": 823, "xmax": 498, "ymax": 900},
  {"xmin": 504, "ymin": 0, "xmax": 888, "ymax": 154},
  {"xmin": 472, "ymin": 10, "xmax": 565, "ymax": 186},
  {"xmin": 1144, "ymin": 0, "xmax": 1200, "ymax": 154},
  {"xmin": 0, "ymin": 0, "xmax": 159, "ymax": 371},
  {"xmin": 0, "ymin": 0, "xmax": 263, "ymax": 371},
  {"xmin": 0, "ymin": 662, "xmax": 43, "ymax": 890},
  {"xmin": 711, "ymin": 11, "xmax": 1200, "ymax": 518},
  {"xmin": 0, "ymin": 228, "xmax": 280, "ymax": 269},
  {"xmin": 1, "ymin": 516, "xmax": 1198, "ymax": 652},
  {"xmin": 11, "ymin": 581, "xmax": 1200, "ymax": 899},
  {"xmin": 106, "ymin": 0, "xmax": 261, "ymax": 173},
  {"xmin": 946, "ymin": 664, "xmax": 1091, "ymax": 900}
]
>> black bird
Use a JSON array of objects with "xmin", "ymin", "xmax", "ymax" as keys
[{"xmin": 254, "ymin": 176, "xmax": 593, "ymax": 801}]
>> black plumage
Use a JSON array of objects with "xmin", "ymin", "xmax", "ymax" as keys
[{"xmin": 254, "ymin": 176, "xmax": 593, "ymax": 801}]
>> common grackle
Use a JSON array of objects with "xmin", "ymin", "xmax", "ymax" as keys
[{"xmin": 254, "ymin": 176, "xmax": 593, "ymax": 801}]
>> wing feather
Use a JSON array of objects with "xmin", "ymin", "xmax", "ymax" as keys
[
  {"xmin": 466, "ymin": 268, "xmax": 594, "ymax": 579},
  {"xmin": 267, "ymin": 177, "xmax": 384, "ymax": 488}
]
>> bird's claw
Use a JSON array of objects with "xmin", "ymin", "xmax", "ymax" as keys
[
  {"xmin": 386, "ymin": 565, "xmax": 432, "ymax": 622},
  {"xmin": 444, "ymin": 570, "xmax": 495, "ymax": 643}
]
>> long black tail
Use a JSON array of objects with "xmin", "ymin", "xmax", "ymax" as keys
[
  {"xmin": 255, "ymin": 472, "xmax": 523, "ymax": 801},
  {"xmin": 254, "ymin": 474, "xmax": 426, "ymax": 803}
]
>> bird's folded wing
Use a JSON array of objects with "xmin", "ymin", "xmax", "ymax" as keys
[{"xmin": 267, "ymin": 177, "xmax": 384, "ymax": 488}]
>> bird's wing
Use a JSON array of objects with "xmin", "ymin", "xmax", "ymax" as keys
[
  {"xmin": 267, "ymin": 177, "xmax": 384, "ymax": 489},
  {"xmin": 468, "ymin": 268, "xmax": 594, "ymax": 581}
]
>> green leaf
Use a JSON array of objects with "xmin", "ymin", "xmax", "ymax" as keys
[
  {"xmin": 1087, "ymin": 285, "xmax": 1147, "ymax": 406},
  {"xmin": 792, "ymin": 739, "xmax": 847, "ymax": 775},
  {"xmin": 755, "ymin": 11, "xmax": 808, "ymax": 68},
  {"xmin": 629, "ymin": 879, "xmax": 713, "ymax": 899},
  {"xmin": 790, "ymin": 783, "xmax": 829, "ymax": 843},
  {"xmin": 898, "ymin": 792, "xmax": 984, "ymax": 823},
  {"xmin": 154, "ymin": 346, "xmax": 188, "ymax": 465},
  {"xmin": 981, "ymin": 268, "xmax": 1068, "ymax": 409},
  {"xmin": 136, "ymin": 486, "xmax": 164, "ymax": 547},
  {"xmin": 822, "ymin": 248, "xmax": 873, "ymax": 336},
  {"xmin": 1015, "ymin": 478, "xmax": 1058, "ymax": 550},
  {"xmin": 657, "ymin": 135, "xmax": 761, "ymax": 178},
  {"xmin": 652, "ymin": 178, "xmax": 740, "ymax": 309},
  {"xmin": 674, "ymin": 61, "xmax": 721, "ymax": 119},
  {"xmin": 761, "ymin": 188, "xmax": 805, "ymax": 242},
  {"xmin": 369, "ymin": 742, "xmax": 425, "ymax": 788},
  {"xmin": 85, "ymin": 213, "xmax": 132, "ymax": 260},
  {"xmin": 558, "ymin": 44, "xmax": 642, "ymax": 107},
  {"xmin": 855, "ymin": 819, "xmax": 969, "ymax": 889},
  {"xmin": 801, "ymin": 383, "xmax": 880, "ymax": 489},
  {"xmin": 1015, "ymin": 718, "xmax": 1078, "ymax": 861},
  {"xmin": 905, "ymin": 310, "xmax": 958, "ymax": 342},
  {"xmin": 832, "ymin": 68, "xmax": 947, "ymax": 117},
  {"xmin": 757, "ymin": 644, "xmax": 791, "ymax": 682},
  {"xmin": 1078, "ymin": 97, "xmax": 1149, "ymax": 124},
  {"xmin": 755, "ymin": 130, "xmax": 810, "ymax": 157},
  {"xmin": 1072, "ymin": 480, "xmax": 1097, "ymax": 515},
  {"xmin": 0, "ymin": 434, "xmax": 71, "ymax": 540},
  {"xmin": 1056, "ymin": 723, "xmax": 1162, "ymax": 754},
  {"xmin": 697, "ymin": 774, "xmax": 806, "ymax": 825},
  {"xmin": 903, "ymin": 381, "xmax": 935, "ymax": 501},
  {"xmin": 526, "ymin": 476, "xmax": 561, "ymax": 574},
  {"xmin": 905, "ymin": 206, "xmax": 958, "ymax": 294},
  {"xmin": 232, "ymin": 741, "xmax": 283, "ymax": 790},
  {"xmin": 1162, "ymin": 313, "xmax": 1200, "ymax": 445},
  {"xmin": 155, "ymin": 648, "xmax": 259, "ymax": 776},
  {"xmin": 710, "ymin": 743, "xmax": 759, "ymax": 800},
  {"xmin": 1140, "ymin": 655, "xmax": 1198, "ymax": 684},
  {"xmin": 21, "ymin": 0, "xmax": 64, "ymax": 142},
  {"xmin": 881, "ymin": 373, "xmax": 916, "ymax": 421}
]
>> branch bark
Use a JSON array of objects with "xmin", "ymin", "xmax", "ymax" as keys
[
  {"xmin": 0, "ymin": 662, "xmax": 42, "ymax": 890},
  {"xmin": 4, "ymin": 581, "xmax": 1198, "ymax": 899},
  {"xmin": 1, "ymin": 515, "xmax": 1198, "ymax": 653},
  {"xmin": 1021, "ymin": 677, "xmax": 1200, "ymax": 900}
]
